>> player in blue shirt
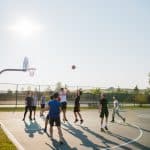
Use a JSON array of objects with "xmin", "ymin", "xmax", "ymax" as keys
[{"xmin": 43, "ymin": 93, "xmax": 63, "ymax": 144}]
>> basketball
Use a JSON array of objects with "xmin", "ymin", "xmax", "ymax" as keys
[{"xmin": 72, "ymin": 65, "xmax": 76, "ymax": 70}]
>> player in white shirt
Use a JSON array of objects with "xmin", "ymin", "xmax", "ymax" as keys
[
  {"xmin": 111, "ymin": 96, "xmax": 126, "ymax": 123},
  {"xmin": 32, "ymin": 92, "xmax": 38, "ymax": 120},
  {"xmin": 59, "ymin": 88, "xmax": 68, "ymax": 122}
]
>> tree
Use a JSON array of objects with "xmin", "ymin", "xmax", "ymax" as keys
[
  {"xmin": 116, "ymin": 86, "xmax": 123, "ymax": 93},
  {"xmin": 90, "ymin": 88, "xmax": 101, "ymax": 95},
  {"xmin": 134, "ymin": 85, "xmax": 139, "ymax": 94},
  {"xmin": 135, "ymin": 94, "xmax": 147, "ymax": 107},
  {"xmin": 7, "ymin": 89, "xmax": 13, "ymax": 96}
]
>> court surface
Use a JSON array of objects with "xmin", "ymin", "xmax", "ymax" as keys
[{"xmin": 0, "ymin": 109, "xmax": 150, "ymax": 150}]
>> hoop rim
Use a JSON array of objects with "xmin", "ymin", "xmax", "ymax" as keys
[{"xmin": 26, "ymin": 68, "xmax": 36, "ymax": 71}]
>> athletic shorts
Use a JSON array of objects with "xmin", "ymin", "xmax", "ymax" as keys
[
  {"xmin": 61, "ymin": 102, "xmax": 67, "ymax": 110},
  {"xmin": 32, "ymin": 106, "xmax": 36, "ymax": 111},
  {"xmin": 100, "ymin": 109, "xmax": 109, "ymax": 118},
  {"xmin": 41, "ymin": 104, "xmax": 45, "ymax": 109},
  {"xmin": 74, "ymin": 105, "xmax": 80, "ymax": 112},
  {"xmin": 49, "ymin": 117, "xmax": 61, "ymax": 126}
]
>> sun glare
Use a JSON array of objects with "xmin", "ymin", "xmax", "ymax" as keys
[{"xmin": 9, "ymin": 18, "xmax": 41, "ymax": 37}]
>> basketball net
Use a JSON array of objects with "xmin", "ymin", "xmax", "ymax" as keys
[{"xmin": 27, "ymin": 68, "xmax": 36, "ymax": 77}]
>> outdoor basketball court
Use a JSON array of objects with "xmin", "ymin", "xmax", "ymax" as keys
[{"xmin": 0, "ymin": 109, "xmax": 150, "ymax": 150}]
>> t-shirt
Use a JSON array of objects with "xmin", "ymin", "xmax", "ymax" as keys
[
  {"xmin": 75, "ymin": 96, "xmax": 80, "ymax": 106},
  {"xmin": 25, "ymin": 96, "xmax": 33, "ymax": 106},
  {"xmin": 59, "ymin": 91, "xmax": 67, "ymax": 103},
  {"xmin": 48, "ymin": 100, "xmax": 61, "ymax": 118},
  {"xmin": 32, "ymin": 95, "xmax": 38, "ymax": 106},
  {"xmin": 113, "ymin": 100, "xmax": 119, "ymax": 110},
  {"xmin": 99, "ymin": 98, "xmax": 108, "ymax": 110},
  {"xmin": 41, "ymin": 96, "xmax": 46, "ymax": 104}
]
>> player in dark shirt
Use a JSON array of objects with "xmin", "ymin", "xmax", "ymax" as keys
[
  {"xmin": 74, "ymin": 89, "xmax": 83, "ymax": 124},
  {"xmin": 22, "ymin": 92, "xmax": 33, "ymax": 121},
  {"xmin": 99, "ymin": 93, "xmax": 109, "ymax": 132}
]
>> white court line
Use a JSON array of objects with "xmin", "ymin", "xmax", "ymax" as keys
[
  {"xmin": 102, "ymin": 122, "xmax": 143, "ymax": 150},
  {"xmin": 0, "ymin": 121, "xmax": 24, "ymax": 150}
]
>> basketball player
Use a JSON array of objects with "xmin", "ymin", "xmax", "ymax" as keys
[
  {"xmin": 74, "ymin": 89, "xmax": 84, "ymax": 124},
  {"xmin": 99, "ymin": 93, "xmax": 109, "ymax": 132},
  {"xmin": 23, "ymin": 91, "xmax": 33, "ymax": 121},
  {"xmin": 111, "ymin": 96, "xmax": 126, "ymax": 123},
  {"xmin": 59, "ymin": 88, "xmax": 68, "ymax": 122}
]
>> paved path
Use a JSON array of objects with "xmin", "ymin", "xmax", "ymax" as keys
[{"xmin": 0, "ymin": 109, "xmax": 150, "ymax": 150}]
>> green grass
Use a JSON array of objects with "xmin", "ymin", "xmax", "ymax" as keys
[
  {"xmin": 0, "ymin": 127, "xmax": 16, "ymax": 150},
  {"xmin": 0, "ymin": 105, "xmax": 149, "ymax": 112},
  {"xmin": 121, "ymin": 105, "xmax": 150, "ymax": 109}
]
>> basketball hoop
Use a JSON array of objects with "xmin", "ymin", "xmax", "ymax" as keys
[{"xmin": 27, "ymin": 68, "xmax": 36, "ymax": 77}]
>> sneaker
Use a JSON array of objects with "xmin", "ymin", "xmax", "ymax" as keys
[
  {"xmin": 123, "ymin": 118, "xmax": 126, "ymax": 123},
  {"xmin": 59, "ymin": 140, "xmax": 63, "ymax": 145},
  {"xmin": 80, "ymin": 120, "xmax": 84, "ymax": 124},
  {"xmin": 104, "ymin": 126, "xmax": 108, "ymax": 130},
  {"xmin": 33, "ymin": 118, "xmax": 35, "ymax": 120},
  {"xmin": 74, "ymin": 119, "xmax": 78, "ymax": 123},
  {"xmin": 101, "ymin": 128, "xmax": 105, "ymax": 132},
  {"xmin": 22, "ymin": 118, "xmax": 25, "ymax": 121},
  {"xmin": 29, "ymin": 118, "xmax": 32, "ymax": 121},
  {"xmin": 111, "ymin": 120, "xmax": 114, "ymax": 123}
]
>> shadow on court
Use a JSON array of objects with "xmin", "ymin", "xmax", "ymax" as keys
[
  {"xmin": 45, "ymin": 139, "xmax": 77, "ymax": 150},
  {"xmin": 62, "ymin": 122, "xmax": 119, "ymax": 150},
  {"xmin": 76, "ymin": 125, "xmax": 131, "ymax": 150},
  {"xmin": 24, "ymin": 120, "xmax": 44, "ymax": 138}
]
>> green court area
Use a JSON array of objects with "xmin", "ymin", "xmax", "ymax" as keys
[{"xmin": 0, "ymin": 127, "xmax": 16, "ymax": 150}]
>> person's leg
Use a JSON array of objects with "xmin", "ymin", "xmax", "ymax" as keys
[
  {"xmin": 61, "ymin": 102, "xmax": 67, "ymax": 122},
  {"xmin": 49, "ymin": 118, "xmax": 54, "ymax": 138},
  {"xmin": 74, "ymin": 111, "xmax": 78, "ymax": 122},
  {"xmin": 100, "ymin": 117, "xmax": 105, "ymax": 132},
  {"xmin": 104, "ymin": 111, "xmax": 109, "ymax": 130},
  {"xmin": 44, "ymin": 114, "xmax": 49, "ymax": 132},
  {"xmin": 100, "ymin": 111, "xmax": 105, "ymax": 132},
  {"xmin": 40, "ymin": 104, "xmax": 44, "ymax": 116},
  {"xmin": 57, "ymin": 126, "xmax": 63, "ymax": 144},
  {"xmin": 64, "ymin": 103, "xmax": 67, "ymax": 121},
  {"xmin": 50, "ymin": 126, "xmax": 53, "ymax": 139},
  {"xmin": 56, "ymin": 117, "xmax": 63, "ymax": 144},
  {"xmin": 111, "ymin": 108, "xmax": 115, "ymax": 122},
  {"xmin": 77, "ymin": 112, "xmax": 83, "ymax": 124},
  {"xmin": 23, "ymin": 106, "xmax": 28, "ymax": 120},
  {"xmin": 116, "ymin": 110, "xmax": 125, "ymax": 122},
  {"xmin": 34, "ymin": 107, "xmax": 36, "ymax": 120},
  {"xmin": 29, "ymin": 106, "xmax": 32, "ymax": 120},
  {"xmin": 44, "ymin": 119, "xmax": 48, "ymax": 132}
]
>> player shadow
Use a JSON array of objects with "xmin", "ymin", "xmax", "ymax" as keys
[
  {"xmin": 140, "ymin": 127, "xmax": 150, "ymax": 133},
  {"xmin": 24, "ymin": 120, "xmax": 43, "ymax": 138},
  {"xmin": 77, "ymin": 125, "xmax": 131, "ymax": 150},
  {"xmin": 62, "ymin": 122, "xmax": 112, "ymax": 150},
  {"xmin": 45, "ymin": 139, "xmax": 77, "ymax": 150}
]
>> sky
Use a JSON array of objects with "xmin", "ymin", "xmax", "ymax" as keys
[{"xmin": 0, "ymin": 0, "xmax": 150, "ymax": 89}]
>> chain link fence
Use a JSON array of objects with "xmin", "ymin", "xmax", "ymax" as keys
[{"xmin": 0, "ymin": 83, "xmax": 149, "ymax": 108}]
